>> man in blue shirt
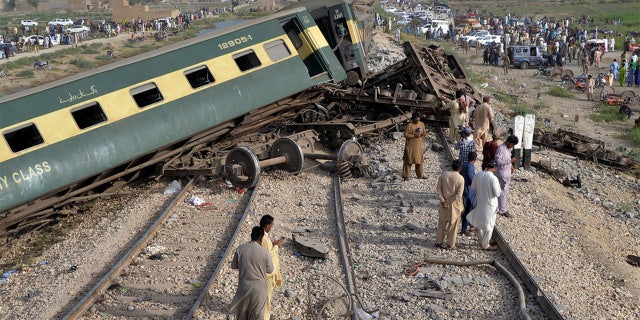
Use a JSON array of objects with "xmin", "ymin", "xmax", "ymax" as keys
[{"xmin": 460, "ymin": 151, "xmax": 477, "ymax": 235}]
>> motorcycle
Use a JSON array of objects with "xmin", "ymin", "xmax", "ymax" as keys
[
  {"xmin": 563, "ymin": 73, "xmax": 607, "ymax": 91},
  {"xmin": 531, "ymin": 65, "xmax": 552, "ymax": 77}
]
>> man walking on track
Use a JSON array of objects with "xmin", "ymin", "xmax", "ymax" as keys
[
  {"xmin": 260, "ymin": 215, "xmax": 283, "ymax": 320},
  {"xmin": 230, "ymin": 227, "xmax": 274, "ymax": 320}
]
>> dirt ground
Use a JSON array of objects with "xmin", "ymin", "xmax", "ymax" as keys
[{"xmin": 460, "ymin": 44, "xmax": 640, "ymax": 151}]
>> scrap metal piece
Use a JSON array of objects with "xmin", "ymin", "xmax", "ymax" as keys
[{"xmin": 292, "ymin": 234, "xmax": 329, "ymax": 258}]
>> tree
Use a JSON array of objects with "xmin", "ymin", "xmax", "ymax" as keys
[{"xmin": 27, "ymin": 0, "xmax": 39, "ymax": 11}]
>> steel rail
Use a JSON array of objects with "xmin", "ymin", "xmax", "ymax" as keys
[
  {"xmin": 434, "ymin": 127, "xmax": 564, "ymax": 320},
  {"xmin": 182, "ymin": 178, "xmax": 260, "ymax": 319},
  {"xmin": 332, "ymin": 174, "xmax": 358, "ymax": 319},
  {"xmin": 62, "ymin": 177, "xmax": 197, "ymax": 319}
]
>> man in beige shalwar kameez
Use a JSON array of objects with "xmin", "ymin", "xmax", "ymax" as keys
[
  {"xmin": 402, "ymin": 112, "xmax": 426, "ymax": 180},
  {"xmin": 260, "ymin": 215, "xmax": 283, "ymax": 320},
  {"xmin": 473, "ymin": 96, "xmax": 498, "ymax": 149},
  {"xmin": 230, "ymin": 227, "xmax": 274, "ymax": 320},
  {"xmin": 435, "ymin": 160, "xmax": 465, "ymax": 250}
]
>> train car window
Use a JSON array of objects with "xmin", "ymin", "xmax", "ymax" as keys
[
  {"xmin": 284, "ymin": 29, "xmax": 303, "ymax": 49},
  {"xmin": 264, "ymin": 39, "xmax": 291, "ymax": 62},
  {"xmin": 184, "ymin": 65, "xmax": 215, "ymax": 89},
  {"xmin": 4, "ymin": 123, "xmax": 44, "ymax": 153},
  {"xmin": 233, "ymin": 50, "xmax": 261, "ymax": 72},
  {"xmin": 72, "ymin": 102, "xmax": 107, "ymax": 129},
  {"xmin": 130, "ymin": 83, "xmax": 164, "ymax": 108}
]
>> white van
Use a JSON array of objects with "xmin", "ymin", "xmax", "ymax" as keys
[{"xmin": 421, "ymin": 19, "xmax": 450, "ymax": 36}]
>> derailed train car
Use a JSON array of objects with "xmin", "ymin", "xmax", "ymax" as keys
[{"xmin": 0, "ymin": 6, "xmax": 363, "ymax": 234}]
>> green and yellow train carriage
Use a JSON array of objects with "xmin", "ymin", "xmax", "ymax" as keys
[
  {"xmin": 284, "ymin": 0, "xmax": 368, "ymax": 84},
  {"xmin": 0, "ymin": 8, "xmax": 348, "ymax": 231}
]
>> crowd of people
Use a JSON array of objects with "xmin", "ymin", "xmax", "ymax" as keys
[{"xmin": 403, "ymin": 87, "xmax": 520, "ymax": 251}]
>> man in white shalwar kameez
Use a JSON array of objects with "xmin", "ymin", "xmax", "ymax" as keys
[
  {"xmin": 467, "ymin": 161, "xmax": 501, "ymax": 250},
  {"xmin": 230, "ymin": 227, "xmax": 274, "ymax": 320}
]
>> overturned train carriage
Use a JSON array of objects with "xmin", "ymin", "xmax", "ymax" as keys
[{"xmin": 0, "ymin": 8, "xmax": 352, "ymax": 234}]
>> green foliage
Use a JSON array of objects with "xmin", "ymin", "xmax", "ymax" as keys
[
  {"xmin": 16, "ymin": 69, "xmax": 35, "ymax": 78},
  {"xmin": 548, "ymin": 86, "xmax": 574, "ymax": 98},
  {"xmin": 590, "ymin": 104, "xmax": 627, "ymax": 122},
  {"xmin": 82, "ymin": 47, "xmax": 100, "ymax": 54},
  {"xmin": 95, "ymin": 54, "xmax": 114, "ymax": 61},
  {"xmin": 622, "ymin": 127, "xmax": 640, "ymax": 144},
  {"xmin": 69, "ymin": 58, "xmax": 94, "ymax": 69}
]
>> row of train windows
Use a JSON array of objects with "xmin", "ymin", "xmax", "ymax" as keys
[{"xmin": 3, "ymin": 39, "xmax": 293, "ymax": 153}]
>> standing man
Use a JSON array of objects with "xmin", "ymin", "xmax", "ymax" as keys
[
  {"xmin": 473, "ymin": 96, "xmax": 498, "ymax": 149},
  {"xmin": 259, "ymin": 215, "xmax": 283, "ymax": 320},
  {"xmin": 229, "ymin": 227, "xmax": 274, "ymax": 320},
  {"xmin": 586, "ymin": 74, "xmax": 595, "ymax": 101},
  {"xmin": 459, "ymin": 152, "xmax": 477, "ymax": 236},
  {"xmin": 454, "ymin": 127, "xmax": 475, "ymax": 163},
  {"xmin": 435, "ymin": 160, "xmax": 465, "ymax": 250},
  {"xmin": 402, "ymin": 112, "xmax": 426, "ymax": 180},
  {"xmin": 611, "ymin": 59, "xmax": 620, "ymax": 81},
  {"xmin": 467, "ymin": 160, "xmax": 501, "ymax": 250},
  {"xmin": 482, "ymin": 134, "xmax": 500, "ymax": 170},
  {"xmin": 502, "ymin": 51, "xmax": 511, "ymax": 74},
  {"xmin": 449, "ymin": 94, "xmax": 466, "ymax": 143},
  {"xmin": 494, "ymin": 135, "xmax": 519, "ymax": 218}
]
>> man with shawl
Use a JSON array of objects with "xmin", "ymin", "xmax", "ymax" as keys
[
  {"xmin": 449, "ymin": 91, "xmax": 468, "ymax": 143},
  {"xmin": 403, "ymin": 112, "xmax": 426, "ymax": 180},
  {"xmin": 230, "ymin": 227, "xmax": 274, "ymax": 320},
  {"xmin": 260, "ymin": 215, "xmax": 283, "ymax": 320},
  {"xmin": 467, "ymin": 161, "xmax": 501, "ymax": 250}
]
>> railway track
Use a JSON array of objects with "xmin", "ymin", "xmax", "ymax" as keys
[
  {"xmin": 437, "ymin": 128, "xmax": 563, "ymax": 320},
  {"xmin": 63, "ymin": 177, "xmax": 257, "ymax": 319}
]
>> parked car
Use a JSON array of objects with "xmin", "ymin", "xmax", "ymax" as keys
[
  {"xmin": 508, "ymin": 45, "xmax": 547, "ymax": 69},
  {"xmin": 460, "ymin": 29, "xmax": 490, "ymax": 43},
  {"xmin": 67, "ymin": 25, "xmax": 90, "ymax": 33},
  {"xmin": 23, "ymin": 35, "xmax": 59, "ymax": 47},
  {"xmin": 48, "ymin": 18, "xmax": 74, "ymax": 26},
  {"xmin": 471, "ymin": 35, "xmax": 502, "ymax": 47},
  {"xmin": 0, "ymin": 43, "xmax": 18, "ymax": 58},
  {"xmin": 20, "ymin": 20, "xmax": 38, "ymax": 27}
]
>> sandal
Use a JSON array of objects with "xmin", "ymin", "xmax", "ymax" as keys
[{"xmin": 485, "ymin": 245, "xmax": 498, "ymax": 251}]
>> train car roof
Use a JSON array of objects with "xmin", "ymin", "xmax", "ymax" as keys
[{"xmin": 0, "ymin": 7, "xmax": 308, "ymax": 104}]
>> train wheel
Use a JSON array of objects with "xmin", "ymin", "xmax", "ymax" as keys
[
  {"xmin": 269, "ymin": 138, "xmax": 304, "ymax": 174},
  {"xmin": 225, "ymin": 147, "xmax": 260, "ymax": 189},
  {"xmin": 337, "ymin": 140, "xmax": 364, "ymax": 163},
  {"xmin": 600, "ymin": 86, "xmax": 615, "ymax": 100}
]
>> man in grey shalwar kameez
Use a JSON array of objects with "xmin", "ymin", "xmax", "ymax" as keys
[
  {"xmin": 467, "ymin": 161, "xmax": 501, "ymax": 250},
  {"xmin": 230, "ymin": 226, "xmax": 274, "ymax": 320}
]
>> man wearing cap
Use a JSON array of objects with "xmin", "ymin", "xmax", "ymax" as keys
[
  {"xmin": 467, "ymin": 160, "xmax": 501, "ymax": 250},
  {"xmin": 455, "ymin": 127, "xmax": 476, "ymax": 163},
  {"xmin": 402, "ymin": 112, "xmax": 426, "ymax": 180},
  {"xmin": 494, "ymin": 135, "xmax": 519, "ymax": 218}
]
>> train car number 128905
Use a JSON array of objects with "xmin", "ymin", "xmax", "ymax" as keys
[{"xmin": 217, "ymin": 35, "xmax": 253, "ymax": 50}]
